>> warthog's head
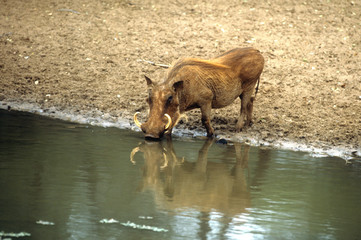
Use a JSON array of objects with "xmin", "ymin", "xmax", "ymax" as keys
[{"xmin": 134, "ymin": 76, "xmax": 183, "ymax": 139}]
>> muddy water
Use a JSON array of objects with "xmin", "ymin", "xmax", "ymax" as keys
[{"xmin": 1, "ymin": 110, "xmax": 361, "ymax": 240}]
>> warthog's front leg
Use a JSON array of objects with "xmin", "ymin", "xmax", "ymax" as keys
[{"xmin": 200, "ymin": 102, "xmax": 214, "ymax": 137}]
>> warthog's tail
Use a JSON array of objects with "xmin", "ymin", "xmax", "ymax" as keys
[{"xmin": 255, "ymin": 77, "xmax": 260, "ymax": 96}]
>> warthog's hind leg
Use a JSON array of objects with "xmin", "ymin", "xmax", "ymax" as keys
[{"xmin": 237, "ymin": 91, "xmax": 254, "ymax": 132}]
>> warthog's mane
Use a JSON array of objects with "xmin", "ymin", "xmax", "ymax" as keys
[{"xmin": 165, "ymin": 58, "xmax": 232, "ymax": 84}]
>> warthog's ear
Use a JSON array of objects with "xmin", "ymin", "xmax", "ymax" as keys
[
  {"xmin": 144, "ymin": 75, "xmax": 154, "ymax": 87},
  {"xmin": 172, "ymin": 80, "xmax": 183, "ymax": 92}
]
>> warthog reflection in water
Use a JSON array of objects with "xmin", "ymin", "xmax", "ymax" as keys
[{"xmin": 130, "ymin": 138, "xmax": 251, "ymax": 216}]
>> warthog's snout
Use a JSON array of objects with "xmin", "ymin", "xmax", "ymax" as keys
[{"xmin": 134, "ymin": 112, "xmax": 172, "ymax": 139}]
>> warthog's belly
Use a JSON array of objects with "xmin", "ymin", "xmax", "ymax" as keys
[{"xmin": 211, "ymin": 81, "xmax": 243, "ymax": 109}]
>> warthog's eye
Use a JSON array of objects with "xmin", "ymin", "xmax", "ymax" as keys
[
  {"xmin": 146, "ymin": 97, "xmax": 152, "ymax": 105},
  {"xmin": 166, "ymin": 95, "xmax": 173, "ymax": 105}
]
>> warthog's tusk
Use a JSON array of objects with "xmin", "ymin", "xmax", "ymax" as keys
[
  {"xmin": 164, "ymin": 114, "xmax": 172, "ymax": 130},
  {"xmin": 134, "ymin": 112, "xmax": 142, "ymax": 129}
]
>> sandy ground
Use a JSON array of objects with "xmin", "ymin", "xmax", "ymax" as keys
[{"xmin": 1, "ymin": 0, "xmax": 360, "ymax": 158}]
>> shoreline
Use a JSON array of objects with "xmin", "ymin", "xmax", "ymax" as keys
[{"xmin": 2, "ymin": 100, "xmax": 360, "ymax": 161}]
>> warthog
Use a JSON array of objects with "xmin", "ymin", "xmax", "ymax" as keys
[{"xmin": 134, "ymin": 47, "xmax": 265, "ymax": 139}]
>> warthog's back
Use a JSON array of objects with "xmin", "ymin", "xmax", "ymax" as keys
[
  {"xmin": 166, "ymin": 47, "xmax": 264, "ymax": 110},
  {"xmin": 214, "ymin": 47, "xmax": 264, "ymax": 84}
]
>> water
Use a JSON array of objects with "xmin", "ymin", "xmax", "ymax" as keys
[{"xmin": 1, "ymin": 109, "xmax": 361, "ymax": 240}]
